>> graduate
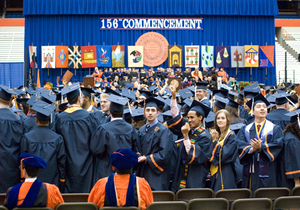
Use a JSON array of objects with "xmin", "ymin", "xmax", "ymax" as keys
[
  {"xmin": 136, "ymin": 97, "xmax": 174, "ymax": 191},
  {"xmin": 24, "ymin": 96, "xmax": 39, "ymax": 132},
  {"xmin": 4, "ymin": 153, "xmax": 64, "ymax": 210},
  {"xmin": 0, "ymin": 85, "xmax": 24, "ymax": 193},
  {"xmin": 90, "ymin": 94, "xmax": 138, "ymax": 181},
  {"xmin": 88, "ymin": 149, "xmax": 153, "ymax": 210},
  {"xmin": 195, "ymin": 82, "xmax": 211, "ymax": 107},
  {"xmin": 20, "ymin": 100, "xmax": 66, "ymax": 191},
  {"xmin": 237, "ymin": 94, "xmax": 283, "ymax": 192},
  {"xmin": 209, "ymin": 110, "xmax": 238, "ymax": 192},
  {"xmin": 55, "ymin": 83, "xmax": 97, "ymax": 193}
]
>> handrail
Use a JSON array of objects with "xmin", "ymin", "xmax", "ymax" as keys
[{"xmin": 282, "ymin": 28, "xmax": 290, "ymax": 41}]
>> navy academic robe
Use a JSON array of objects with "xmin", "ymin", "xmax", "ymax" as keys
[
  {"xmin": 237, "ymin": 121, "xmax": 283, "ymax": 192},
  {"xmin": 90, "ymin": 106, "xmax": 106, "ymax": 127},
  {"xmin": 136, "ymin": 122, "xmax": 174, "ymax": 191},
  {"xmin": 55, "ymin": 108, "xmax": 97, "ymax": 193},
  {"xmin": 266, "ymin": 108, "xmax": 290, "ymax": 131},
  {"xmin": 24, "ymin": 116, "xmax": 37, "ymax": 133},
  {"xmin": 210, "ymin": 132, "xmax": 238, "ymax": 192},
  {"xmin": 244, "ymin": 113, "xmax": 255, "ymax": 125},
  {"xmin": 20, "ymin": 126, "xmax": 66, "ymax": 189},
  {"xmin": 239, "ymin": 105, "xmax": 248, "ymax": 119},
  {"xmin": 200, "ymin": 98, "xmax": 211, "ymax": 108},
  {"xmin": 90, "ymin": 119, "xmax": 138, "ymax": 181},
  {"xmin": 0, "ymin": 108, "xmax": 24, "ymax": 193}
]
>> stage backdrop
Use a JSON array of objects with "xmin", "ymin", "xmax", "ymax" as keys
[{"xmin": 24, "ymin": 0, "xmax": 278, "ymax": 86}]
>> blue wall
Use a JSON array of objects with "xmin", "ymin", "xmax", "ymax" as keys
[{"xmin": 0, "ymin": 63, "xmax": 24, "ymax": 88}]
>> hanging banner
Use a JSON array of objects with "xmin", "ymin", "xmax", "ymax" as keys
[
  {"xmin": 56, "ymin": 46, "xmax": 69, "ymax": 68},
  {"xmin": 100, "ymin": 18, "xmax": 203, "ymax": 30},
  {"xmin": 168, "ymin": 45, "xmax": 183, "ymax": 67},
  {"xmin": 112, "ymin": 45, "xmax": 125, "ymax": 67},
  {"xmin": 42, "ymin": 46, "xmax": 56, "ymax": 68},
  {"xmin": 231, "ymin": 46, "xmax": 245, "ymax": 68},
  {"xmin": 215, "ymin": 46, "xmax": 230, "ymax": 68},
  {"xmin": 81, "ymin": 46, "xmax": 97, "ymax": 68},
  {"xmin": 128, "ymin": 46, "xmax": 143, "ymax": 67},
  {"xmin": 244, "ymin": 45, "xmax": 259, "ymax": 67},
  {"xmin": 259, "ymin": 46, "xmax": 274, "ymax": 67},
  {"xmin": 185, "ymin": 45, "xmax": 200, "ymax": 68},
  {"xmin": 201, "ymin": 45, "xmax": 214, "ymax": 68},
  {"xmin": 97, "ymin": 45, "xmax": 112, "ymax": 67},
  {"xmin": 29, "ymin": 46, "xmax": 37, "ymax": 68},
  {"xmin": 68, "ymin": 46, "xmax": 82, "ymax": 69}
]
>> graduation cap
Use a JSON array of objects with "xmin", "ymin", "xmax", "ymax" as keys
[
  {"xmin": 106, "ymin": 94, "xmax": 129, "ymax": 112},
  {"xmin": 122, "ymin": 88, "xmax": 136, "ymax": 102},
  {"xmin": 178, "ymin": 89, "xmax": 193, "ymax": 99},
  {"xmin": 139, "ymin": 90, "xmax": 153, "ymax": 99},
  {"xmin": 58, "ymin": 102, "xmax": 70, "ymax": 113},
  {"xmin": 213, "ymin": 89, "xmax": 228, "ymax": 98},
  {"xmin": 125, "ymin": 83, "xmax": 134, "ymax": 90},
  {"xmin": 188, "ymin": 86, "xmax": 196, "ymax": 94},
  {"xmin": 81, "ymin": 87, "xmax": 95, "ymax": 98},
  {"xmin": 131, "ymin": 108, "xmax": 145, "ymax": 122},
  {"xmin": 157, "ymin": 112, "xmax": 164, "ymax": 123},
  {"xmin": 285, "ymin": 109, "xmax": 300, "ymax": 124},
  {"xmin": 61, "ymin": 82, "xmax": 81, "ymax": 101},
  {"xmin": 196, "ymin": 82, "xmax": 209, "ymax": 90},
  {"xmin": 19, "ymin": 152, "xmax": 47, "ymax": 169},
  {"xmin": 26, "ymin": 88, "xmax": 36, "ymax": 95},
  {"xmin": 40, "ymin": 89, "xmax": 56, "ymax": 104},
  {"xmin": 149, "ymin": 85, "xmax": 158, "ymax": 93},
  {"xmin": 243, "ymin": 83, "xmax": 260, "ymax": 93},
  {"xmin": 214, "ymin": 95, "xmax": 228, "ymax": 110},
  {"xmin": 0, "ymin": 84, "xmax": 16, "ymax": 101},
  {"xmin": 205, "ymin": 111, "xmax": 216, "ymax": 128},
  {"xmin": 31, "ymin": 100, "xmax": 56, "ymax": 121},
  {"xmin": 228, "ymin": 91, "xmax": 238, "ymax": 100},
  {"xmin": 237, "ymin": 90, "xmax": 244, "ymax": 101},
  {"xmin": 268, "ymin": 103, "xmax": 276, "ymax": 110},
  {"xmin": 190, "ymin": 100, "xmax": 211, "ymax": 118},
  {"xmin": 110, "ymin": 149, "xmax": 138, "ymax": 170},
  {"xmin": 143, "ymin": 97, "xmax": 165, "ymax": 109},
  {"xmin": 246, "ymin": 93, "xmax": 270, "ymax": 116},
  {"xmin": 123, "ymin": 108, "xmax": 132, "ymax": 121},
  {"xmin": 27, "ymin": 96, "xmax": 39, "ymax": 107},
  {"xmin": 183, "ymin": 98, "xmax": 193, "ymax": 107},
  {"xmin": 230, "ymin": 123, "xmax": 245, "ymax": 134},
  {"xmin": 10, "ymin": 106, "xmax": 23, "ymax": 113},
  {"xmin": 244, "ymin": 91, "xmax": 259, "ymax": 99},
  {"xmin": 219, "ymin": 84, "xmax": 231, "ymax": 92},
  {"xmin": 14, "ymin": 89, "xmax": 25, "ymax": 97},
  {"xmin": 17, "ymin": 98, "xmax": 29, "ymax": 105},
  {"xmin": 227, "ymin": 98, "xmax": 239, "ymax": 109}
]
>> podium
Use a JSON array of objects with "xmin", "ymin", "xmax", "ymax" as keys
[{"xmin": 83, "ymin": 77, "xmax": 95, "ymax": 88}]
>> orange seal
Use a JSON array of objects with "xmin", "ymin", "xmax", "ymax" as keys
[{"xmin": 136, "ymin": 32, "xmax": 169, "ymax": 67}]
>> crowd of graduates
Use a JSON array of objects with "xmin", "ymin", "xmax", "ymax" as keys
[{"xmin": 0, "ymin": 67, "xmax": 300, "ymax": 199}]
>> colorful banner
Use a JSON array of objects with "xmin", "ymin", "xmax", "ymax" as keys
[
  {"xmin": 112, "ymin": 45, "xmax": 125, "ymax": 67},
  {"xmin": 81, "ymin": 46, "xmax": 97, "ymax": 68},
  {"xmin": 97, "ymin": 45, "xmax": 112, "ymax": 67},
  {"xmin": 201, "ymin": 45, "xmax": 214, "ymax": 68},
  {"xmin": 231, "ymin": 46, "xmax": 245, "ymax": 68},
  {"xmin": 244, "ymin": 45, "xmax": 259, "ymax": 67},
  {"xmin": 185, "ymin": 45, "xmax": 200, "ymax": 68},
  {"xmin": 56, "ymin": 46, "xmax": 68, "ymax": 68},
  {"xmin": 168, "ymin": 45, "xmax": 182, "ymax": 67},
  {"xmin": 259, "ymin": 46, "xmax": 274, "ymax": 67},
  {"xmin": 68, "ymin": 46, "xmax": 82, "ymax": 69},
  {"xmin": 29, "ymin": 46, "xmax": 37, "ymax": 68},
  {"xmin": 215, "ymin": 46, "xmax": 230, "ymax": 68},
  {"xmin": 128, "ymin": 46, "xmax": 143, "ymax": 67},
  {"xmin": 42, "ymin": 46, "xmax": 56, "ymax": 68}
]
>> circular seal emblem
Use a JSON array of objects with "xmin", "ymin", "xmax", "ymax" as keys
[
  {"xmin": 170, "ymin": 79, "xmax": 180, "ymax": 89},
  {"xmin": 136, "ymin": 32, "xmax": 169, "ymax": 67}
]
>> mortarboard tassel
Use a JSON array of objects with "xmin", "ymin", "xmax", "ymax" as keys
[
  {"xmin": 91, "ymin": 95, "xmax": 94, "ymax": 107},
  {"xmin": 250, "ymin": 97, "xmax": 254, "ymax": 116},
  {"xmin": 286, "ymin": 97, "xmax": 297, "ymax": 108},
  {"xmin": 13, "ymin": 95, "xmax": 18, "ymax": 109}
]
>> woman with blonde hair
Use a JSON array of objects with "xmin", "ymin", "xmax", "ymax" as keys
[{"xmin": 209, "ymin": 109, "xmax": 238, "ymax": 192}]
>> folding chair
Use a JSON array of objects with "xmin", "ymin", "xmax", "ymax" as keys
[
  {"xmin": 292, "ymin": 186, "xmax": 300, "ymax": 196},
  {"xmin": 188, "ymin": 198, "xmax": 229, "ymax": 210},
  {"xmin": 0, "ymin": 206, "xmax": 7, "ymax": 210},
  {"xmin": 152, "ymin": 191, "xmax": 175, "ymax": 201},
  {"xmin": 0, "ymin": 194, "xmax": 6, "ymax": 205},
  {"xmin": 273, "ymin": 196, "xmax": 300, "ymax": 210},
  {"xmin": 147, "ymin": 201, "xmax": 188, "ymax": 210},
  {"xmin": 61, "ymin": 193, "xmax": 89, "ymax": 202},
  {"xmin": 231, "ymin": 198, "xmax": 272, "ymax": 210},
  {"xmin": 55, "ymin": 202, "xmax": 98, "ymax": 210},
  {"xmin": 253, "ymin": 188, "xmax": 290, "ymax": 200},
  {"xmin": 215, "ymin": 189, "xmax": 251, "ymax": 201},
  {"xmin": 101, "ymin": 207, "xmax": 139, "ymax": 210},
  {"xmin": 176, "ymin": 188, "xmax": 214, "ymax": 202},
  {"xmin": 13, "ymin": 208, "xmax": 52, "ymax": 210}
]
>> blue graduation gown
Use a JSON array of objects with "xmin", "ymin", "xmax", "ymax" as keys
[
  {"xmin": 200, "ymin": 98, "xmax": 211, "ymax": 108},
  {"xmin": 266, "ymin": 108, "xmax": 290, "ymax": 131},
  {"xmin": 0, "ymin": 108, "xmax": 24, "ymax": 193},
  {"xmin": 20, "ymin": 126, "xmax": 66, "ymax": 188},
  {"xmin": 210, "ymin": 132, "xmax": 238, "ymax": 192},
  {"xmin": 90, "ymin": 119, "xmax": 138, "ymax": 181},
  {"xmin": 90, "ymin": 106, "xmax": 106, "ymax": 127},
  {"xmin": 136, "ymin": 122, "xmax": 174, "ymax": 191},
  {"xmin": 239, "ymin": 105, "xmax": 248, "ymax": 119},
  {"xmin": 237, "ymin": 121, "xmax": 283, "ymax": 192},
  {"xmin": 55, "ymin": 108, "xmax": 97, "ymax": 193},
  {"xmin": 24, "ymin": 116, "xmax": 37, "ymax": 133}
]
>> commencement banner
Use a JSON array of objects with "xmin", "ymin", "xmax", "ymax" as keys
[{"xmin": 100, "ymin": 18, "xmax": 203, "ymax": 30}]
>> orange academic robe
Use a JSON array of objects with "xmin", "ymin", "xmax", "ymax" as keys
[{"xmin": 88, "ymin": 174, "xmax": 153, "ymax": 210}]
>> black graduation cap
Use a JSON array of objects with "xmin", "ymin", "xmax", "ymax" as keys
[
  {"xmin": 106, "ymin": 94, "xmax": 129, "ymax": 112},
  {"xmin": 0, "ymin": 84, "xmax": 16, "ymax": 101},
  {"xmin": 219, "ymin": 84, "xmax": 231, "ymax": 92},
  {"xmin": 237, "ymin": 90, "xmax": 244, "ymax": 101},
  {"xmin": 214, "ymin": 95, "xmax": 228, "ymax": 110},
  {"xmin": 213, "ymin": 89, "xmax": 228, "ymax": 98},
  {"xmin": 190, "ymin": 100, "xmax": 211, "ymax": 118},
  {"xmin": 142, "ymin": 97, "xmax": 165, "ymax": 109},
  {"xmin": 265, "ymin": 86, "xmax": 271, "ymax": 92},
  {"xmin": 273, "ymin": 93, "xmax": 293, "ymax": 105},
  {"xmin": 139, "ymin": 90, "xmax": 153, "ymax": 99},
  {"xmin": 123, "ymin": 108, "xmax": 132, "ymax": 121},
  {"xmin": 188, "ymin": 86, "xmax": 196, "ymax": 94},
  {"xmin": 246, "ymin": 93, "xmax": 270, "ymax": 113},
  {"xmin": 285, "ymin": 109, "xmax": 300, "ymax": 124},
  {"xmin": 131, "ymin": 108, "xmax": 145, "ymax": 122},
  {"xmin": 17, "ymin": 98, "xmax": 29, "ymax": 105},
  {"xmin": 122, "ymin": 88, "xmax": 136, "ymax": 102},
  {"xmin": 227, "ymin": 98, "xmax": 239, "ymax": 109},
  {"xmin": 244, "ymin": 91, "xmax": 259, "ymax": 99},
  {"xmin": 178, "ymin": 89, "xmax": 193, "ymax": 99},
  {"xmin": 58, "ymin": 102, "xmax": 69, "ymax": 113},
  {"xmin": 205, "ymin": 111, "xmax": 216, "ymax": 128},
  {"xmin": 228, "ymin": 91, "xmax": 238, "ymax": 100},
  {"xmin": 40, "ymin": 89, "xmax": 56, "ymax": 104},
  {"xmin": 196, "ymin": 82, "xmax": 209, "ymax": 90},
  {"xmin": 81, "ymin": 87, "xmax": 95, "ymax": 98},
  {"xmin": 230, "ymin": 123, "xmax": 245, "ymax": 134},
  {"xmin": 27, "ymin": 96, "xmax": 39, "ymax": 107},
  {"xmin": 61, "ymin": 83, "xmax": 81, "ymax": 101},
  {"xmin": 31, "ymin": 100, "xmax": 56, "ymax": 121},
  {"xmin": 19, "ymin": 152, "xmax": 47, "ymax": 169},
  {"xmin": 17, "ymin": 86, "xmax": 24, "ymax": 90}
]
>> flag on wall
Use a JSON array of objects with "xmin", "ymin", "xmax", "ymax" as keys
[
  {"xmin": 244, "ymin": 45, "xmax": 259, "ymax": 67},
  {"xmin": 215, "ymin": 46, "xmax": 230, "ymax": 68},
  {"xmin": 128, "ymin": 46, "xmax": 143, "ymax": 67},
  {"xmin": 259, "ymin": 46, "xmax": 274, "ymax": 67},
  {"xmin": 68, "ymin": 46, "xmax": 82, "ymax": 69},
  {"xmin": 81, "ymin": 46, "xmax": 97, "ymax": 68},
  {"xmin": 97, "ymin": 45, "xmax": 112, "ymax": 67},
  {"xmin": 168, "ymin": 45, "xmax": 182, "ymax": 67},
  {"xmin": 56, "ymin": 46, "xmax": 68, "ymax": 68},
  {"xmin": 112, "ymin": 45, "xmax": 125, "ymax": 67},
  {"xmin": 201, "ymin": 45, "xmax": 214, "ymax": 68},
  {"xmin": 231, "ymin": 46, "xmax": 245, "ymax": 68},
  {"xmin": 185, "ymin": 45, "xmax": 200, "ymax": 68},
  {"xmin": 29, "ymin": 46, "xmax": 37, "ymax": 68},
  {"xmin": 42, "ymin": 46, "xmax": 56, "ymax": 68}
]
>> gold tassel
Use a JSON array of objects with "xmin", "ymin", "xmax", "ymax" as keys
[
  {"xmin": 14, "ymin": 95, "xmax": 18, "ymax": 109},
  {"xmin": 91, "ymin": 95, "xmax": 94, "ymax": 107}
]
